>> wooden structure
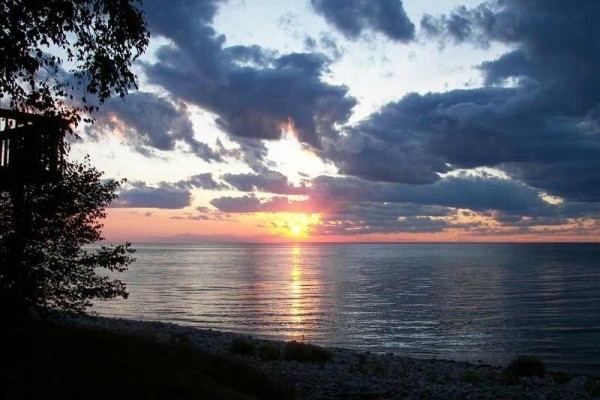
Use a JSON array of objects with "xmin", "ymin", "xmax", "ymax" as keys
[{"xmin": 0, "ymin": 109, "xmax": 66, "ymax": 190}]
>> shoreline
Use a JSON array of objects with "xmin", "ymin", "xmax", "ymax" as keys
[{"xmin": 55, "ymin": 313, "xmax": 599, "ymax": 400}]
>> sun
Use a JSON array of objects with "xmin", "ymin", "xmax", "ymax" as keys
[
  {"xmin": 290, "ymin": 225, "xmax": 304, "ymax": 236},
  {"xmin": 269, "ymin": 213, "xmax": 321, "ymax": 239}
]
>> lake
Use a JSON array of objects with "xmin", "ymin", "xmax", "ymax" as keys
[{"xmin": 92, "ymin": 243, "xmax": 600, "ymax": 373}]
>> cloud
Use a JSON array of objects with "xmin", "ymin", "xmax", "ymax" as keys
[
  {"xmin": 86, "ymin": 92, "xmax": 222, "ymax": 162},
  {"xmin": 141, "ymin": 0, "xmax": 356, "ymax": 150},
  {"xmin": 114, "ymin": 181, "xmax": 192, "ymax": 209},
  {"xmin": 314, "ymin": 202, "xmax": 456, "ymax": 235},
  {"xmin": 309, "ymin": 174, "xmax": 600, "ymax": 234},
  {"xmin": 303, "ymin": 33, "xmax": 344, "ymax": 61},
  {"xmin": 171, "ymin": 206, "xmax": 237, "ymax": 221},
  {"xmin": 210, "ymin": 195, "xmax": 319, "ymax": 214},
  {"xmin": 310, "ymin": 0, "xmax": 415, "ymax": 42},
  {"xmin": 176, "ymin": 173, "xmax": 229, "ymax": 190},
  {"xmin": 420, "ymin": 4, "xmax": 499, "ymax": 47},
  {"xmin": 222, "ymin": 170, "xmax": 308, "ymax": 195},
  {"xmin": 106, "ymin": 0, "xmax": 599, "ymax": 238},
  {"xmin": 325, "ymin": 0, "xmax": 600, "ymax": 201},
  {"xmin": 310, "ymin": 174, "xmax": 551, "ymax": 214}
]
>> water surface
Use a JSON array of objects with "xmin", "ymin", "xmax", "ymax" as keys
[{"xmin": 93, "ymin": 243, "xmax": 600, "ymax": 373}]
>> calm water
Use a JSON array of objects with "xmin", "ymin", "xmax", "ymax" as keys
[{"xmin": 93, "ymin": 243, "xmax": 600, "ymax": 373}]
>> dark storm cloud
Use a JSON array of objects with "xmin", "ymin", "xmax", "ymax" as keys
[
  {"xmin": 86, "ymin": 92, "xmax": 222, "ymax": 162},
  {"xmin": 141, "ymin": 0, "xmax": 356, "ymax": 150},
  {"xmin": 327, "ymin": 0, "xmax": 600, "ymax": 202},
  {"xmin": 222, "ymin": 170, "xmax": 308, "ymax": 195},
  {"xmin": 114, "ymin": 181, "xmax": 192, "ymax": 209},
  {"xmin": 310, "ymin": 0, "xmax": 415, "ymax": 42}
]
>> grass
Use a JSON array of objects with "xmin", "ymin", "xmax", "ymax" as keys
[{"xmin": 0, "ymin": 319, "xmax": 294, "ymax": 400}]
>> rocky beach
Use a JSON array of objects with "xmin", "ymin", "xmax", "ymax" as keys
[{"xmin": 57, "ymin": 313, "xmax": 600, "ymax": 400}]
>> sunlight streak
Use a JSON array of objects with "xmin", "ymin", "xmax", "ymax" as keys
[{"xmin": 290, "ymin": 245, "xmax": 304, "ymax": 334}]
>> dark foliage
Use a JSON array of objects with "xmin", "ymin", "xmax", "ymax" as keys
[
  {"xmin": 0, "ymin": 0, "xmax": 149, "ymax": 127},
  {"xmin": 552, "ymin": 371, "xmax": 571, "ymax": 385},
  {"xmin": 1, "ymin": 320, "xmax": 294, "ymax": 400},
  {"xmin": 587, "ymin": 376, "xmax": 600, "ymax": 396},
  {"xmin": 0, "ymin": 157, "xmax": 135, "ymax": 313},
  {"xmin": 259, "ymin": 342, "xmax": 282, "ymax": 361},
  {"xmin": 231, "ymin": 338, "xmax": 257, "ymax": 356},
  {"xmin": 502, "ymin": 356, "xmax": 546, "ymax": 384},
  {"xmin": 282, "ymin": 341, "xmax": 332, "ymax": 364}
]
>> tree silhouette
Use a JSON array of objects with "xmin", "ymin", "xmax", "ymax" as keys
[
  {"xmin": 0, "ymin": 158, "xmax": 135, "ymax": 313},
  {"xmin": 0, "ymin": 0, "xmax": 149, "ymax": 127},
  {"xmin": 0, "ymin": 0, "xmax": 148, "ymax": 314}
]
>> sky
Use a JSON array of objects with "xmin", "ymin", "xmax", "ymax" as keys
[{"xmin": 71, "ymin": 0, "xmax": 600, "ymax": 243}]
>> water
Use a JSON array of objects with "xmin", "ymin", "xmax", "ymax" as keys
[{"xmin": 92, "ymin": 243, "xmax": 600, "ymax": 373}]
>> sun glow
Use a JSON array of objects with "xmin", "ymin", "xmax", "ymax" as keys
[
  {"xmin": 290, "ymin": 225, "xmax": 304, "ymax": 236},
  {"xmin": 269, "ymin": 213, "xmax": 321, "ymax": 239}
]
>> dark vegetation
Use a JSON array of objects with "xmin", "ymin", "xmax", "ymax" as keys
[
  {"xmin": 0, "ymin": 158, "xmax": 135, "ymax": 314},
  {"xmin": 1, "ymin": 319, "xmax": 294, "ymax": 400},
  {"xmin": 501, "ymin": 356, "xmax": 546, "ymax": 384},
  {"xmin": 231, "ymin": 338, "xmax": 332, "ymax": 364},
  {"xmin": 587, "ymin": 376, "xmax": 600, "ymax": 396},
  {"xmin": 259, "ymin": 341, "xmax": 282, "ymax": 361},
  {"xmin": 231, "ymin": 337, "xmax": 257, "ymax": 356},
  {"xmin": 1, "ymin": 0, "xmax": 149, "ymax": 126},
  {"xmin": 1, "ymin": 0, "xmax": 148, "ymax": 316},
  {"xmin": 282, "ymin": 341, "xmax": 332, "ymax": 364}
]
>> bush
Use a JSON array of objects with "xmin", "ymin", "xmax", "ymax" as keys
[
  {"xmin": 461, "ymin": 369, "xmax": 483, "ymax": 384},
  {"xmin": 586, "ymin": 376, "xmax": 600, "ymax": 396},
  {"xmin": 369, "ymin": 361, "xmax": 389, "ymax": 377},
  {"xmin": 258, "ymin": 342, "xmax": 281, "ymax": 361},
  {"xmin": 282, "ymin": 341, "xmax": 332, "ymax": 364},
  {"xmin": 552, "ymin": 371, "xmax": 570, "ymax": 385},
  {"xmin": 357, "ymin": 353, "xmax": 367, "ymax": 365},
  {"xmin": 230, "ymin": 338, "xmax": 256, "ymax": 356},
  {"xmin": 502, "ymin": 356, "xmax": 546, "ymax": 384}
]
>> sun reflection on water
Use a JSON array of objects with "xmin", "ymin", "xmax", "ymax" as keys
[{"xmin": 290, "ymin": 245, "xmax": 304, "ymax": 337}]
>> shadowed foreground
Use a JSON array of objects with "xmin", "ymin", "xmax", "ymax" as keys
[
  {"xmin": 2, "ymin": 315, "xmax": 599, "ymax": 400},
  {"xmin": 0, "ymin": 319, "xmax": 293, "ymax": 400}
]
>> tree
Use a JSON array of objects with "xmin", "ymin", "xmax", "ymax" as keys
[
  {"xmin": 0, "ymin": 0, "xmax": 148, "ymax": 314},
  {"xmin": 0, "ymin": 0, "xmax": 149, "ymax": 127},
  {"xmin": 0, "ymin": 157, "xmax": 136, "ymax": 313}
]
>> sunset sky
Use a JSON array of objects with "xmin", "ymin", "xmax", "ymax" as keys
[{"xmin": 71, "ymin": 0, "xmax": 600, "ymax": 243}]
